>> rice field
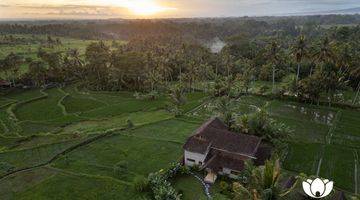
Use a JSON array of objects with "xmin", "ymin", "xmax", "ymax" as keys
[
  {"xmin": 189, "ymin": 94, "xmax": 360, "ymax": 193},
  {"xmin": 0, "ymin": 84, "xmax": 359, "ymax": 198}
]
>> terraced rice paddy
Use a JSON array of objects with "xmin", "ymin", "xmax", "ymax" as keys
[
  {"xmin": 0, "ymin": 85, "xmax": 359, "ymax": 198},
  {"xmin": 0, "ymin": 85, "xmax": 208, "ymax": 199},
  {"xmin": 190, "ymin": 95, "xmax": 360, "ymax": 193}
]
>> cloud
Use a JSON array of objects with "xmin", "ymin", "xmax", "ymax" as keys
[
  {"xmin": 1, "ymin": 0, "xmax": 360, "ymax": 19},
  {"xmin": 2, "ymin": 3, "xmax": 131, "ymax": 18}
]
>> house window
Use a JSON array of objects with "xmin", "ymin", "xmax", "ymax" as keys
[
  {"xmin": 187, "ymin": 158, "xmax": 195, "ymax": 162},
  {"xmin": 230, "ymin": 170, "xmax": 241, "ymax": 176}
]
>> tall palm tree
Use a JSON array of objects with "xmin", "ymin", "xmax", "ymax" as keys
[
  {"xmin": 221, "ymin": 48, "xmax": 235, "ymax": 77},
  {"xmin": 266, "ymin": 41, "xmax": 281, "ymax": 92},
  {"xmin": 292, "ymin": 35, "xmax": 307, "ymax": 83},
  {"xmin": 214, "ymin": 97, "xmax": 234, "ymax": 127},
  {"xmin": 233, "ymin": 159, "xmax": 299, "ymax": 200},
  {"xmin": 313, "ymin": 37, "xmax": 335, "ymax": 71}
]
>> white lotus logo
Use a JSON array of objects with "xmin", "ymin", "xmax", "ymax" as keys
[{"xmin": 302, "ymin": 178, "xmax": 333, "ymax": 198}]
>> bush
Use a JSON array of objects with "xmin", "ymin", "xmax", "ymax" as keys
[
  {"xmin": 258, "ymin": 85, "xmax": 270, "ymax": 94},
  {"xmin": 133, "ymin": 176, "xmax": 150, "ymax": 192},
  {"xmin": 179, "ymin": 166, "xmax": 190, "ymax": 175},
  {"xmin": 134, "ymin": 91, "xmax": 159, "ymax": 100},
  {"xmin": 127, "ymin": 119, "xmax": 134, "ymax": 128},
  {"xmin": 148, "ymin": 172, "xmax": 181, "ymax": 200},
  {"xmin": 219, "ymin": 181, "xmax": 230, "ymax": 194},
  {"xmin": 147, "ymin": 163, "xmax": 182, "ymax": 200},
  {"xmin": 232, "ymin": 108, "xmax": 292, "ymax": 142},
  {"xmin": 190, "ymin": 164, "xmax": 201, "ymax": 171}
]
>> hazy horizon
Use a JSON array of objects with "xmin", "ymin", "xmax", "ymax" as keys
[{"xmin": 1, "ymin": 0, "xmax": 360, "ymax": 20}]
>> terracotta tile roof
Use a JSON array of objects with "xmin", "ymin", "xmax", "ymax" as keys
[{"xmin": 184, "ymin": 117, "xmax": 261, "ymax": 157}]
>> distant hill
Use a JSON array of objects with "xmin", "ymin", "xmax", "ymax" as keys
[{"xmin": 292, "ymin": 7, "xmax": 360, "ymax": 16}]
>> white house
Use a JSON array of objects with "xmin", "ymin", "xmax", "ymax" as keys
[{"xmin": 183, "ymin": 118, "xmax": 271, "ymax": 183}]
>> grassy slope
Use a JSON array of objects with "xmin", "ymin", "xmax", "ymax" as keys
[{"xmin": 14, "ymin": 88, "xmax": 64, "ymax": 121}]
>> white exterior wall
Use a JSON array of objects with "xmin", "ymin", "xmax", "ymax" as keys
[{"xmin": 184, "ymin": 150, "xmax": 207, "ymax": 167}]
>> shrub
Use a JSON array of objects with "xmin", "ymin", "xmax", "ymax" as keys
[
  {"xmin": 134, "ymin": 91, "xmax": 159, "ymax": 100},
  {"xmin": 133, "ymin": 176, "xmax": 150, "ymax": 193},
  {"xmin": 219, "ymin": 181, "xmax": 230, "ymax": 194},
  {"xmin": 148, "ymin": 172, "xmax": 181, "ymax": 200},
  {"xmin": 179, "ymin": 166, "xmax": 190, "ymax": 175},
  {"xmin": 190, "ymin": 164, "xmax": 201, "ymax": 171},
  {"xmin": 258, "ymin": 85, "xmax": 269, "ymax": 94},
  {"xmin": 127, "ymin": 119, "xmax": 134, "ymax": 128},
  {"xmin": 147, "ymin": 163, "xmax": 182, "ymax": 200}
]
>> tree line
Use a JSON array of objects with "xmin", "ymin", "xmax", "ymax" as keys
[{"xmin": 0, "ymin": 22, "xmax": 359, "ymax": 105}]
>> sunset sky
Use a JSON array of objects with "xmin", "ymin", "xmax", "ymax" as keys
[{"xmin": 1, "ymin": 0, "xmax": 360, "ymax": 20}]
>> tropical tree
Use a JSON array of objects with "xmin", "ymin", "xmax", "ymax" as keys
[
  {"xmin": 145, "ymin": 69, "xmax": 163, "ymax": 91},
  {"xmin": 232, "ymin": 159, "xmax": 299, "ymax": 200},
  {"xmin": 168, "ymin": 84, "xmax": 186, "ymax": 116},
  {"xmin": 27, "ymin": 61, "xmax": 47, "ymax": 87},
  {"xmin": 2, "ymin": 52, "xmax": 23, "ymax": 87},
  {"xmin": 313, "ymin": 37, "xmax": 335, "ymax": 71},
  {"xmin": 292, "ymin": 35, "xmax": 308, "ymax": 83},
  {"xmin": 183, "ymin": 60, "xmax": 198, "ymax": 92},
  {"xmin": 63, "ymin": 48, "xmax": 84, "ymax": 80},
  {"xmin": 85, "ymin": 41, "xmax": 111, "ymax": 90},
  {"xmin": 265, "ymin": 41, "xmax": 281, "ymax": 92},
  {"xmin": 213, "ymin": 96, "xmax": 235, "ymax": 127},
  {"xmin": 221, "ymin": 48, "xmax": 235, "ymax": 77},
  {"xmin": 109, "ymin": 51, "xmax": 146, "ymax": 91},
  {"xmin": 297, "ymin": 71, "xmax": 324, "ymax": 104}
]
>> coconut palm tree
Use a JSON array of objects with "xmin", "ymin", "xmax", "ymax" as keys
[
  {"xmin": 233, "ymin": 159, "xmax": 300, "ymax": 200},
  {"xmin": 313, "ymin": 37, "xmax": 335, "ymax": 71},
  {"xmin": 292, "ymin": 35, "xmax": 308, "ymax": 83},
  {"xmin": 266, "ymin": 41, "xmax": 281, "ymax": 92},
  {"xmin": 213, "ymin": 96, "xmax": 234, "ymax": 127}
]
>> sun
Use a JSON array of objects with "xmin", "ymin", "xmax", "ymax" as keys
[
  {"xmin": 128, "ymin": 0, "xmax": 171, "ymax": 15},
  {"xmin": 109, "ymin": 0, "xmax": 174, "ymax": 16}
]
